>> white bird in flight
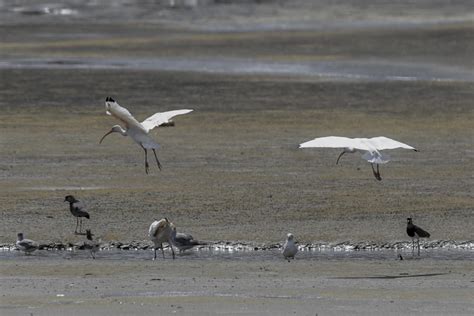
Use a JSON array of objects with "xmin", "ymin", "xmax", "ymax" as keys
[
  {"xmin": 299, "ymin": 136, "xmax": 417, "ymax": 180},
  {"xmin": 99, "ymin": 97, "xmax": 193, "ymax": 174}
]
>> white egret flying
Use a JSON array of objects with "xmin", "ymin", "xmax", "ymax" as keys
[
  {"xmin": 299, "ymin": 136, "xmax": 417, "ymax": 180},
  {"xmin": 100, "ymin": 97, "xmax": 193, "ymax": 174}
]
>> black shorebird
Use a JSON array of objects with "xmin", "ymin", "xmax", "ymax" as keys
[
  {"xmin": 16, "ymin": 233, "xmax": 39, "ymax": 255},
  {"xmin": 64, "ymin": 195, "xmax": 90, "ymax": 234},
  {"xmin": 406, "ymin": 218, "xmax": 430, "ymax": 256}
]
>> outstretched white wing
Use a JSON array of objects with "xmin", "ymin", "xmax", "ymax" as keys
[
  {"xmin": 105, "ymin": 98, "xmax": 147, "ymax": 133},
  {"xmin": 141, "ymin": 109, "xmax": 193, "ymax": 133},
  {"xmin": 299, "ymin": 136, "xmax": 373, "ymax": 151},
  {"xmin": 369, "ymin": 137, "xmax": 417, "ymax": 151}
]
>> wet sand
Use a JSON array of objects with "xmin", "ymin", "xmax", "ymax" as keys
[
  {"xmin": 1, "ymin": 1, "xmax": 473, "ymax": 314},
  {"xmin": 1, "ymin": 249, "xmax": 474, "ymax": 315}
]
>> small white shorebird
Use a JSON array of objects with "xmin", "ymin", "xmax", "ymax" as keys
[
  {"xmin": 171, "ymin": 226, "xmax": 205, "ymax": 253},
  {"xmin": 83, "ymin": 229, "xmax": 100, "ymax": 259},
  {"xmin": 16, "ymin": 233, "xmax": 39, "ymax": 255},
  {"xmin": 149, "ymin": 218, "xmax": 175, "ymax": 260},
  {"xmin": 299, "ymin": 136, "xmax": 417, "ymax": 180},
  {"xmin": 282, "ymin": 233, "xmax": 298, "ymax": 262},
  {"xmin": 99, "ymin": 97, "xmax": 193, "ymax": 174}
]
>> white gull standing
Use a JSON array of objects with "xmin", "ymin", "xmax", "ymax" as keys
[
  {"xmin": 171, "ymin": 226, "xmax": 205, "ymax": 253},
  {"xmin": 282, "ymin": 233, "xmax": 298, "ymax": 262},
  {"xmin": 16, "ymin": 233, "xmax": 39, "ymax": 255}
]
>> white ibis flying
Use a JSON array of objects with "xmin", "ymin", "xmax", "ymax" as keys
[
  {"xmin": 406, "ymin": 218, "xmax": 430, "ymax": 256},
  {"xmin": 149, "ymin": 218, "xmax": 175, "ymax": 260},
  {"xmin": 299, "ymin": 136, "xmax": 417, "ymax": 180},
  {"xmin": 282, "ymin": 233, "xmax": 298, "ymax": 262},
  {"xmin": 16, "ymin": 233, "xmax": 39, "ymax": 255},
  {"xmin": 100, "ymin": 97, "xmax": 193, "ymax": 174}
]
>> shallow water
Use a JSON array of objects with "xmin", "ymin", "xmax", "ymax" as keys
[
  {"xmin": 2, "ymin": 247, "xmax": 473, "ymax": 262},
  {"xmin": 2, "ymin": 57, "xmax": 473, "ymax": 82}
]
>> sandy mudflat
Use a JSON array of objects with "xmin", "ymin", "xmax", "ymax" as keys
[
  {"xmin": 1, "ymin": 250, "xmax": 474, "ymax": 315},
  {"xmin": 1, "ymin": 1, "xmax": 473, "ymax": 315}
]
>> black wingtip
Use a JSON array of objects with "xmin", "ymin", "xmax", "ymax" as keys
[{"xmin": 105, "ymin": 96, "xmax": 115, "ymax": 102}]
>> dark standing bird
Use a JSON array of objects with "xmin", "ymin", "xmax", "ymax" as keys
[
  {"xmin": 16, "ymin": 233, "xmax": 39, "ymax": 255},
  {"xmin": 64, "ymin": 195, "xmax": 90, "ymax": 234},
  {"xmin": 170, "ymin": 226, "xmax": 205, "ymax": 253},
  {"xmin": 84, "ymin": 229, "xmax": 99, "ymax": 259},
  {"xmin": 406, "ymin": 218, "xmax": 430, "ymax": 256}
]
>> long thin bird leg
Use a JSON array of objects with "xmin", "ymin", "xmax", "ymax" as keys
[
  {"xmin": 142, "ymin": 147, "xmax": 149, "ymax": 174},
  {"xmin": 161, "ymin": 243, "xmax": 166, "ymax": 259},
  {"xmin": 79, "ymin": 218, "xmax": 82, "ymax": 234},
  {"xmin": 153, "ymin": 247, "xmax": 157, "ymax": 260},
  {"xmin": 371, "ymin": 164, "xmax": 382, "ymax": 181},
  {"xmin": 412, "ymin": 239, "xmax": 415, "ymax": 256},
  {"xmin": 169, "ymin": 239, "xmax": 175, "ymax": 260},
  {"xmin": 75, "ymin": 217, "xmax": 79, "ymax": 234},
  {"xmin": 417, "ymin": 239, "xmax": 420, "ymax": 256},
  {"xmin": 152, "ymin": 149, "xmax": 162, "ymax": 170}
]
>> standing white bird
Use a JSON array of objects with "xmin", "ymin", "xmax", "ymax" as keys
[
  {"xmin": 16, "ymin": 233, "xmax": 39, "ymax": 255},
  {"xmin": 99, "ymin": 97, "xmax": 193, "ymax": 174},
  {"xmin": 299, "ymin": 136, "xmax": 417, "ymax": 180},
  {"xmin": 148, "ymin": 218, "xmax": 175, "ymax": 260},
  {"xmin": 282, "ymin": 233, "xmax": 298, "ymax": 262}
]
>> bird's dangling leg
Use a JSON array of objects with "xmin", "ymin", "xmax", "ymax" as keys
[
  {"xmin": 161, "ymin": 243, "xmax": 166, "ymax": 259},
  {"xmin": 169, "ymin": 241, "xmax": 175, "ymax": 260},
  {"xmin": 371, "ymin": 163, "xmax": 382, "ymax": 181},
  {"xmin": 142, "ymin": 146, "xmax": 149, "ymax": 174},
  {"xmin": 152, "ymin": 149, "xmax": 162, "ymax": 170}
]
